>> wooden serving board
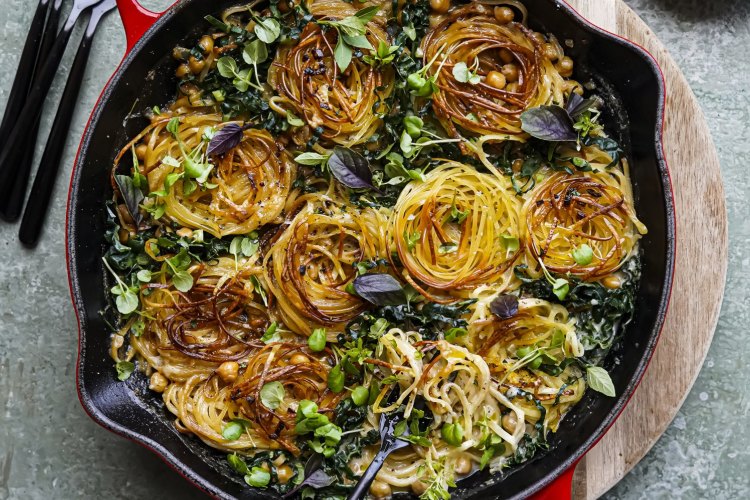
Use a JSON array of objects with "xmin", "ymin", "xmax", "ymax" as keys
[{"xmin": 564, "ymin": 1, "xmax": 728, "ymax": 498}]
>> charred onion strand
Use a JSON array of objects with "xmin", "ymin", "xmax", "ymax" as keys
[
  {"xmin": 523, "ymin": 172, "xmax": 646, "ymax": 279},
  {"xmin": 421, "ymin": 3, "xmax": 568, "ymax": 140}
]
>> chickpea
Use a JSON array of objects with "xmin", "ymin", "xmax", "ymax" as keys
[
  {"xmin": 118, "ymin": 228, "xmax": 130, "ymax": 244},
  {"xmin": 370, "ymin": 480, "xmax": 392, "ymax": 498},
  {"xmin": 501, "ymin": 63, "xmax": 519, "ymax": 83},
  {"xmin": 188, "ymin": 56, "xmax": 205, "ymax": 74},
  {"xmin": 531, "ymin": 32, "xmax": 546, "ymax": 44},
  {"xmin": 543, "ymin": 43, "xmax": 559, "ymax": 61},
  {"xmin": 602, "ymin": 274, "xmax": 622, "ymax": 290},
  {"xmin": 498, "ymin": 48, "xmax": 514, "ymax": 64},
  {"xmin": 174, "ymin": 96, "xmax": 190, "ymax": 109},
  {"xmin": 430, "ymin": 0, "xmax": 450, "ymax": 14},
  {"xmin": 176, "ymin": 227, "xmax": 193, "ymax": 238},
  {"xmin": 485, "ymin": 70, "xmax": 506, "ymax": 90},
  {"xmin": 276, "ymin": 464, "xmax": 294, "ymax": 484},
  {"xmin": 559, "ymin": 56, "xmax": 574, "ymax": 77},
  {"xmin": 565, "ymin": 80, "xmax": 584, "ymax": 96},
  {"xmin": 149, "ymin": 372, "xmax": 168, "ymax": 393},
  {"xmin": 216, "ymin": 361, "xmax": 239, "ymax": 383},
  {"xmin": 455, "ymin": 454, "xmax": 472, "ymax": 475},
  {"xmin": 198, "ymin": 35, "xmax": 214, "ymax": 55},
  {"xmin": 290, "ymin": 354, "xmax": 310, "ymax": 365},
  {"xmin": 172, "ymin": 46, "xmax": 189, "ymax": 61},
  {"xmin": 502, "ymin": 411, "xmax": 518, "ymax": 432},
  {"xmin": 506, "ymin": 82, "xmax": 519, "ymax": 93},
  {"xmin": 175, "ymin": 64, "xmax": 191, "ymax": 79},
  {"xmin": 135, "ymin": 144, "xmax": 147, "ymax": 160},
  {"xmin": 411, "ymin": 480, "xmax": 429, "ymax": 496},
  {"xmin": 429, "ymin": 13, "xmax": 447, "ymax": 28},
  {"xmin": 494, "ymin": 6, "xmax": 514, "ymax": 24}
]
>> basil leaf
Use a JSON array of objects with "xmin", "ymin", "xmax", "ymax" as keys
[
  {"xmin": 352, "ymin": 273, "xmax": 406, "ymax": 306},
  {"xmin": 521, "ymin": 106, "xmax": 577, "ymax": 142},
  {"xmin": 586, "ymin": 366, "xmax": 616, "ymax": 397},
  {"xmin": 207, "ymin": 123, "xmax": 243, "ymax": 156},
  {"xmin": 260, "ymin": 381, "xmax": 285, "ymax": 409},
  {"xmin": 334, "ymin": 34, "xmax": 353, "ymax": 72},
  {"xmin": 294, "ymin": 152, "xmax": 329, "ymax": 166},
  {"xmin": 566, "ymin": 92, "xmax": 599, "ymax": 119},
  {"xmin": 354, "ymin": 5, "xmax": 379, "ymax": 22},
  {"xmin": 327, "ymin": 147, "xmax": 375, "ymax": 190},
  {"xmin": 241, "ymin": 238, "xmax": 258, "ymax": 257},
  {"xmin": 284, "ymin": 455, "xmax": 334, "ymax": 497},
  {"xmin": 208, "ymin": 123, "xmax": 244, "ymax": 156},
  {"xmin": 114, "ymin": 174, "xmax": 144, "ymax": 228},
  {"xmin": 342, "ymin": 34, "xmax": 372, "ymax": 50},
  {"xmin": 490, "ymin": 294, "xmax": 519, "ymax": 319},
  {"xmin": 116, "ymin": 360, "xmax": 135, "ymax": 381}
]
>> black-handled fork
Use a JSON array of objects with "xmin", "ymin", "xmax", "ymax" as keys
[
  {"xmin": 347, "ymin": 393, "xmax": 417, "ymax": 500},
  {"xmin": 19, "ymin": 0, "xmax": 117, "ymax": 247},
  {"xmin": 0, "ymin": 0, "xmax": 105, "ymax": 220},
  {"xmin": 1, "ymin": 0, "xmax": 65, "ymax": 222},
  {"xmin": 0, "ymin": 0, "xmax": 53, "ymax": 140}
]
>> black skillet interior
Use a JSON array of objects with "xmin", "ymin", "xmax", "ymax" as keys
[{"xmin": 68, "ymin": 1, "xmax": 674, "ymax": 499}]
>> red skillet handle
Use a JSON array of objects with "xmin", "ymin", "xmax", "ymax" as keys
[
  {"xmin": 116, "ymin": 0, "xmax": 163, "ymax": 52},
  {"xmin": 530, "ymin": 462, "xmax": 576, "ymax": 500}
]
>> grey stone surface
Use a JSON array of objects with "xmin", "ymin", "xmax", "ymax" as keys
[{"xmin": 0, "ymin": 0, "xmax": 746, "ymax": 499}]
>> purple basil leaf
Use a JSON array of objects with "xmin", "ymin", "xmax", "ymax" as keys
[
  {"xmin": 489, "ymin": 294, "xmax": 519, "ymax": 319},
  {"xmin": 565, "ymin": 93, "xmax": 599, "ymax": 119},
  {"xmin": 208, "ymin": 123, "xmax": 244, "ymax": 156},
  {"xmin": 281, "ymin": 455, "xmax": 333, "ymax": 498},
  {"xmin": 115, "ymin": 174, "xmax": 144, "ymax": 229},
  {"xmin": 352, "ymin": 273, "xmax": 406, "ymax": 306},
  {"xmin": 300, "ymin": 468, "xmax": 334, "ymax": 489},
  {"xmin": 327, "ymin": 147, "xmax": 376, "ymax": 190},
  {"xmin": 520, "ymin": 106, "xmax": 577, "ymax": 142}
]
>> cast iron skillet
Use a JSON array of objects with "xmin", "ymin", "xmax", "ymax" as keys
[{"xmin": 66, "ymin": 0, "xmax": 676, "ymax": 498}]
